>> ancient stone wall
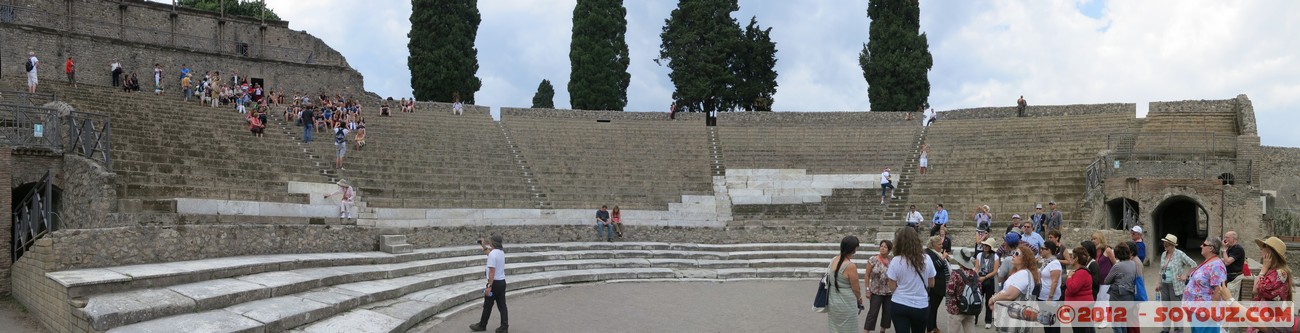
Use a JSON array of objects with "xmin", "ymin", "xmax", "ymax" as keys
[
  {"xmin": 1148, "ymin": 99, "xmax": 1238, "ymax": 114},
  {"xmin": 1099, "ymin": 177, "xmax": 1263, "ymax": 261},
  {"xmin": 501, "ymin": 107, "xmax": 703, "ymax": 121},
  {"xmin": 1260, "ymin": 146, "xmax": 1300, "ymax": 211},
  {"xmin": 938, "ymin": 103, "xmax": 1135, "ymax": 120},
  {"xmin": 1, "ymin": 0, "xmax": 368, "ymax": 98},
  {"xmin": 0, "ymin": 148, "xmax": 11, "ymax": 295},
  {"xmin": 57, "ymin": 155, "xmax": 117, "ymax": 230}
]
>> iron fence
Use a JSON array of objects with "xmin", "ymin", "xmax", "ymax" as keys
[
  {"xmin": 1107, "ymin": 132, "xmax": 1238, "ymax": 161},
  {"xmin": 68, "ymin": 110, "xmax": 112, "ymax": 168},
  {"xmin": 12, "ymin": 169, "xmax": 55, "ymax": 262},
  {"xmin": 0, "ymin": 103, "xmax": 63, "ymax": 152},
  {"xmin": 1084, "ymin": 157, "xmax": 1104, "ymax": 202}
]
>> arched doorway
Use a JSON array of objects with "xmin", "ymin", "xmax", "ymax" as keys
[
  {"xmin": 1151, "ymin": 196, "xmax": 1209, "ymax": 257},
  {"xmin": 1106, "ymin": 198, "xmax": 1140, "ymax": 230}
]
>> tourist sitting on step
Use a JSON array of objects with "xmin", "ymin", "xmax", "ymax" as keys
[
  {"xmin": 905, "ymin": 205, "xmax": 924, "ymax": 231},
  {"xmin": 324, "ymin": 179, "xmax": 355, "ymax": 219},
  {"xmin": 595, "ymin": 205, "xmax": 614, "ymax": 242},
  {"xmin": 248, "ymin": 112, "xmax": 264, "ymax": 138},
  {"xmin": 611, "ymin": 206, "xmax": 623, "ymax": 238},
  {"xmin": 354, "ymin": 120, "xmax": 367, "ymax": 151}
]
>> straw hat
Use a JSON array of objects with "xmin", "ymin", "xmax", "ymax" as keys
[
  {"xmin": 952, "ymin": 248, "xmax": 977, "ymax": 269},
  {"xmin": 980, "ymin": 237, "xmax": 999, "ymax": 250},
  {"xmin": 336, "ymin": 179, "xmax": 351, "ymax": 187},
  {"xmin": 1161, "ymin": 234, "xmax": 1178, "ymax": 245},
  {"xmin": 1255, "ymin": 237, "xmax": 1286, "ymax": 260}
]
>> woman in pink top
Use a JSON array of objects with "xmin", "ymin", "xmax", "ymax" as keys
[{"xmin": 611, "ymin": 206, "xmax": 623, "ymax": 238}]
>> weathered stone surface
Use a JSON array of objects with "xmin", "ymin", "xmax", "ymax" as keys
[
  {"xmin": 301, "ymin": 309, "xmax": 405, "ymax": 333},
  {"xmin": 225, "ymin": 296, "xmax": 333, "ymax": 332},
  {"xmin": 167, "ymin": 279, "xmax": 269, "ymax": 311},
  {"xmin": 83, "ymin": 288, "xmax": 196, "ymax": 331},
  {"xmin": 105, "ymin": 310, "xmax": 264, "ymax": 333}
]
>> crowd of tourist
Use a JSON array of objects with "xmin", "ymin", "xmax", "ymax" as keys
[{"xmin": 821, "ymin": 205, "xmax": 1293, "ymax": 333}]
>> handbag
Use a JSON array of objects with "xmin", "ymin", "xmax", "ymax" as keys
[{"xmin": 813, "ymin": 261, "xmax": 834, "ymax": 313}]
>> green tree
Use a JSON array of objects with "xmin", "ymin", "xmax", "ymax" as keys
[
  {"xmin": 859, "ymin": 0, "xmax": 932, "ymax": 112},
  {"xmin": 408, "ymin": 0, "xmax": 482, "ymax": 103},
  {"xmin": 178, "ymin": 0, "xmax": 281, "ymax": 21},
  {"xmin": 532, "ymin": 79, "xmax": 555, "ymax": 109},
  {"xmin": 569, "ymin": 0, "xmax": 630, "ymax": 111},
  {"xmin": 732, "ymin": 17, "xmax": 778, "ymax": 111},
  {"xmin": 657, "ymin": 0, "xmax": 741, "ymax": 113}
]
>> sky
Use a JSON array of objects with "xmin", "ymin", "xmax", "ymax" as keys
[{"xmin": 252, "ymin": 0, "xmax": 1300, "ymax": 147}]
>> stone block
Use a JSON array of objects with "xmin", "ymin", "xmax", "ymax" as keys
[
  {"xmin": 727, "ymin": 189, "xmax": 764, "ymax": 197},
  {"xmin": 425, "ymin": 209, "xmax": 483, "ymax": 220},
  {"xmin": 373, "ymin": 209, "xmax": 426, "ymax": 220},
  {"xmin": 166, "ymin": 278, "xmax": 270, "ymax": 313},
  {"xmin": 225, "ymin": 296, "xmax": 334, "ymax": 332},
  {"xmin": 302, "ymin": 309, "xmax": 404, "ymax": 333},
  {"xmin": 83, "ymin": 288, "xmax": 197, "ymax": 331},
  {"xmin": 481, "ymin": 209, "xmax": 541, "ymax": 219},
  {"xmin": 106, "ymin": 309, "xmax": 264, "ymax": 333},
  {"xmin": 731, "ymin": 196, "xmax": 771, "ymax": 205}
]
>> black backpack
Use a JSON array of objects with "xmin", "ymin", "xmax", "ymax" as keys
[
  {"xmin": 955, "ymin": 270, "xmax": 984, "ymax": 316},
  {"xmin": 24, "ymin": 59, "xmax": 33, "ymax": 73},
  {"xmin": 335, "ymin": 128, "xmax": 346, "ymax": 144}
]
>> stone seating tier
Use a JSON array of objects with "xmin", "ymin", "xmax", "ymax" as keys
[
  {"xmin": 44, "ymin": 242, "xmax": 877, "ymax": 333},
  {"xmin": 279, "ymin": 102, "xmax": 536, "ymax": 209},
  {"xmin": 719, "ymin": 124, "xmax": 919, "ymax": 174},
  {"xmin": 905, "ymin": 112, "xmax": 1137, "ymax": 229},
  {"xmin": 39, "ymin": 83, "xmax": 324, "ymax": 204},
  {"xmin": 503, "ymin": 117, "xmax": 714, "ymax": 210},
  {"xmin": 1140, "ymin": 112, "xmax": 1238, "ymax": 135}
]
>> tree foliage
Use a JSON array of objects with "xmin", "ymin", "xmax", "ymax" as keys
[
  {"xmin": 569, "ymin": 0, "xmax": 630, "ymax": 111},
  {"xmin": 733, "ymin": 17, "xmax": 778, "ymax": 112},
  {"xmin": 408, "ymin": 0, "xmax": 482, "ymax": 103},
  {"xmin": 859, "ymin": 0, "xmax": 933, "ymax": 112},
  {"xmin": 178, "ymin": 0, "xmax": 281, "ymax": 21},
  {"xmin": 658, "ymin": 0, "xmax": 777, "ymax": 112},
  {"xmin": 532, "ymin": 79, "xmax": 555, "ymax": 109}
]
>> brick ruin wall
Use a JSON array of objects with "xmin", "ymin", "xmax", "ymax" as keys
[{"xmin": 0, "ymin": 0, "xmax": 370, "ymax": 98}]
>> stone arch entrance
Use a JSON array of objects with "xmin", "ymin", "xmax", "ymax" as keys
[
  {"xmin": 1151, "ymin": 196, "xmax": 1209, "ymax": 256},
  {"xmin": 1106, "ymin": 198, "xmax": 1140, "ymax": 230}
]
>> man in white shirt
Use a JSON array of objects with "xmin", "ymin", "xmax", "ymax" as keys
[
  {"xmin": 905, "ymin": 205, "xmax": 924, "ymax": 230},
  {"xmin": 26, "ymin": 51, "xmax": 39, "ymax": 93},
  {"xmin": 471, "ymin": 235, "xmax": 509, "ymax": 333},
  {"xmin": 880, "ymin": 167, "xmax": 896, "ymax": 204},
  {"xmin": 111, "ymin": 60, "xmax": 122, "ymax": 87}
]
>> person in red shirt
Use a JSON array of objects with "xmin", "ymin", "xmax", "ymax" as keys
[
  {"xmin": 64, "ymin": 57, "xmax": 76, "ymax": 87},
  {"xmin": 1064, "ymin": 246, "xmax": 1095, "ymax": 333}
]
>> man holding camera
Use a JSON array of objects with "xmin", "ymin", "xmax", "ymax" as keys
[{"xmin": 470, "ymin": 235, "xmax": 508, "ymax": 333}]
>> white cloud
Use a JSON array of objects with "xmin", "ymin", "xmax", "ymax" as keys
[{"xmin": 203, "ymin": 0, "xmax": 1300, "ymax": 147}]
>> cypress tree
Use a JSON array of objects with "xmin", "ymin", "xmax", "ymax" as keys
[
  {"xmin": 859, "ymin": 0, "xmax": 932, "ymax": 112},
  {"xmin": 658, "ymin": 0, "xmax": 741, "ymax": 113},
  {"xmin": 408, "ymin": 0, "xmax": 482, "ymax": 103},
  {"xmin": 532, "ymin": 79, "xmax": 555, "ymax": 109},
  {"xmin": 732, "ymin": 17, "xmax": 778, "ymax": 111},
  {"xmin": 569, "ymin": 0, "xmax": 630, "ymax": 111}
]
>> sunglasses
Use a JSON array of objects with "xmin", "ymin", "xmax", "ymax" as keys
[{"xmin": 1201, "ymin": 243, "xmax": 1212, "ymax": 247}]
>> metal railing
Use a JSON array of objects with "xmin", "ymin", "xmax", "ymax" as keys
[
  {"xmin": 1107, "ymin": 132, "xmax": 1238, "ymax": 161},
  {"xmin": 0, "ymin": 4, "xmax": 320, "ymax": 65},
  {"xmin": 0, "ymin": 103, "xmax": 63, "ymax": 152},
  {"xmin": 68, "ymin": 110, "xmax": 113, "ymax": 168},
  {"xmin": 12, "ymin": 169, "xmax": 55, "ymax": 262},
  {"xmin": 1084, "ymin": 157, "xmax": 1104, "ymax": 202}
]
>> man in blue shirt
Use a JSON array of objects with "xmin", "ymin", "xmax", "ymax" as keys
[
  {"xmin": 1130, "ymin": 225, "xmax": 1147, "ymax": 263},
  {"xmin": 931, "ymin": 203, "xmax": 948, "ymax": 236},
  {"xmin": 1018, "ymin": 221, "xmax": 1045, "ymax": 250},
  {"xmin": 595, "ymin": 205, "xmax": 613, "ymax": 242}
]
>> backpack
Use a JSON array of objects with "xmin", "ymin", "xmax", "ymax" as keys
[
  {"xmin": 24, "ymin": 59, "xmax": 33, "ymax": 73},
  {"xmin": 335, "ymin": 128, "xmax": 346, "ymax": 144},
  {"xmin": 955, "ymin": 270, "xmax": 984, "ymax": 316}
]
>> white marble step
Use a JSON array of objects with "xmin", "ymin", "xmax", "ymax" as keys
[{"xmin": 80, "ymin": 250, "xmax": 868, "ymax": 331}]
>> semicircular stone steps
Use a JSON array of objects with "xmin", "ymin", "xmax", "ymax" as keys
[{"xmin": 44, "ymin": 242, "xmax": 880, "ymax": 333}]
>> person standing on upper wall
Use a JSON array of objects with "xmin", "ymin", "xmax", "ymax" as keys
[{"xmin": 25, "ymin": 51, "xmax": 39, "ymax": 93}]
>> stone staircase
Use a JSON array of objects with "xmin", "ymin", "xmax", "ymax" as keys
[
  {"xmin": 722, "ymin": 120, "xmax": 921, "ymax": 226},
  {"xmin": 40, "ymin": 242, "xmax": 876, "ymax": 333},
  {"xmin": 905, "ymin": 112, "xmax": 1139, "ymax": 230},
  {"xmin": 280, "ymin": 102, "xmax": 535, "ymax": 210},
  {"xmin": 500, "ymin": 116, "xmax": 714, "ymax": 210},
  {"xmin": 26, "ymin": 82, "xmax": 321, "ymax": 208}
]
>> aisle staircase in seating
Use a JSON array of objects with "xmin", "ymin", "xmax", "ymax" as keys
[
  {"xmin": 25, "ymin": 82, "xmax": 322, "ymax": 211},
  {"xmin": 497, "ymin": 121, "xmax": 550, "ymax": 209},
  {"xmin": 41, "ymin": 242, "xmax": 876, "ymax": 333}
]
